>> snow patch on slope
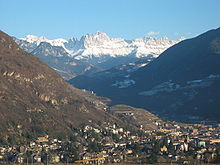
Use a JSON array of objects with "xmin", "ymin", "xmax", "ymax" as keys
[
  {"xmin": 112, "ymin": 79, "xmax": 136, "ymax": 88},
  {"xmin": 139, "ymin": 75, "xmax": 220, "ymax": 96}
]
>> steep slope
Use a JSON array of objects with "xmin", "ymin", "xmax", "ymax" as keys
[
  {"xmin": 70, "ymin": 28, "xmax": 220, "ymax": 122},
  {"xmin": 0, "ymin": 30, "xmax": 121, "ymax": 142}
]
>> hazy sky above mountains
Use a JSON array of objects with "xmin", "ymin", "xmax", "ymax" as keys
[{"xmin": 1, "ymin": 0, "xmax": 219, "ymax": 40}]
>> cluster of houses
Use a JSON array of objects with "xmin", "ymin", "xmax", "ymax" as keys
[{"xmin": 0, "ymin": 119, "xmax": 220, "ymax": 164}]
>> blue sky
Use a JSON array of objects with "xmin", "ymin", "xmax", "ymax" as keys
[{"xmin": 0, "ymin": 0, "xmax": 220, "ymax": 40}]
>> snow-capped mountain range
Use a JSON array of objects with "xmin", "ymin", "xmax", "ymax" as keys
[
  {"xmin": 14, "ymin": 32, "xmax": 184, "ymax": 79},
  {"xmin": 16, "ymin": 31, "xmax": 183, "ymax": 59}
]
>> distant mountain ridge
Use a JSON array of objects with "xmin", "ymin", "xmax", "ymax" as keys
[
  {"xmin": 14, "ymin": 32, "xmax": 183, "ymax": 79},
  {"xmin": 70, "ymin": 27, "xmax": 220, "ymax": 122},
  {"xmin": 16, "ymin": 32, "xmax": 183, "ymax": 59}
]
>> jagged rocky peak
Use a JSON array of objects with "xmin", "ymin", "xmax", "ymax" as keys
[
  {"xmin": 67, "ymin": 37, "xmax": 80, "ymax": 45},
  {"xmin": 85, "ymin": 31, "xmax": 110, "ymax": 40},
  {"xmin": 83, "ymin": 32, "xmax": 111, "ymax": 48},
  {"xmin": 65, "ymin": 37, "xmax": 85, "ymax": 51},
  {"xmin": 63, "ymin": 32, "xmax": 112, "ymax": 51}
]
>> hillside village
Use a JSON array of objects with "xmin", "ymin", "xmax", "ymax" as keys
[{"xmin": 1, "ymin": 106, "xmax": 220, "ymax": 164}]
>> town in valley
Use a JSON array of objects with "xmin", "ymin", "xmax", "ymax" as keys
[{"xmin": 1, "ymin": 107, "xmax": 220, "ymax": 164}]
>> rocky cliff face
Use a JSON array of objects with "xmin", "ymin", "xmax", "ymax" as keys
[{"xmin": 70, "ymin": 32, "xmax": 183, "ymax": 60}]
